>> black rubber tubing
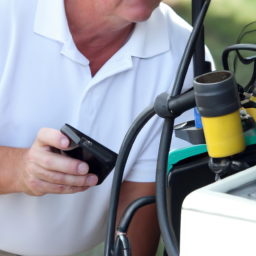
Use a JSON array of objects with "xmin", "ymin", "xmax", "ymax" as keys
[
  {"xmin": 157, "ymin": 1, "xmax": 211, "ymax": 255},
  {"xmin": 117, "ymin": 195, "xmax": 156, "ymax": 233},
  {"xmin": 170, "ymin": 0, "xmax": 211, "ymax": 97},
  {"xmin": 222, "ymin": 44, "xmax": 256, "ymax": 70},
  {"xmin": 104, "ymin": 104, "xmax": 156, "ymax": 256},
  {"xmin": 192, "ymin": 0, "xmax": 206, "ymax": 78},
  {"xmin": 156, "ymin": 117, "xmax": 179, "ymax": 256}
]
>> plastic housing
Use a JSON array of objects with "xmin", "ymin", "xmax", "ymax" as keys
[{"xmin": 61, "ymin": 124, "xmax": 118, "ymax": 185}]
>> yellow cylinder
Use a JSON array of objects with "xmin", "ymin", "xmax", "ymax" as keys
[
  {"xmin": 245, "ymin": 108, "xmax": 256, "ymax": 122},
  {"xmin": 201, "ymin": 110, "xmax": 245, "ymax": 158},
  {"xmin": 250, "ymin": 95, "xmax": 256, "ymax": 103}
]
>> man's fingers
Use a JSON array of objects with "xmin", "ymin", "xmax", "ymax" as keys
[
  {"xmin": 23, "ymin": 127, "xmax": 99, "ymax": 195},
  {"xmin": 33, "ymin": 165, "xmax": 98, "ymax": 187},
  {"xmin": 40, "ymin": 180, "xmax": 90, "ymax": 195},
  {"xmin": 28, "ymin": 149, "xmax": 89, "ymax": 175},
  {"xmin": 35, "ymin": 128, "xmax": 70, "ymax": 150}
]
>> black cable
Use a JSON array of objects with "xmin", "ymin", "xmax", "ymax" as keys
[
  {"xmin": 222, "ymin": 44, "xmax": 256, "ymax": 70},
  {"xmin": 156, "ymin": 2, "xmax": 211, "ymax": 255},
  {"xmin": 192, "ymin": 0, "xmax": 206, "ymax": 78},
  {"xmin": 156, "ymin": 117, "xmax": 179, "ymax": 256},
  {"xmin": 222, "ymin": 44, "xmax": 256, "ymax": 92},
  {"xmin": 114, "ymin": 236, "xmax": 122, "ymax": 256},
  {"xmin": 117, "ymin": 196, "xmax": 156, "ymax": 233},
  {"xmin": 104, "ymin": 104, "xmax": 156, "ymax": 256},
  {"xmin": 171, "ymin": 0, "xmax": 211, "ymax": 97},
  {"xmin": 114, "ymin": 235, "xmax": 131, "ymax": 256}
]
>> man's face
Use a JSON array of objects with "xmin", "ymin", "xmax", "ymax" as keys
[{"xmin": 97, "ymin": 0, "xmax": 162, "ymax": 23}]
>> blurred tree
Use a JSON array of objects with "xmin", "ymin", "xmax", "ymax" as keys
[{"xmin": 163, "ymin": 0, "xmax": 256, "ymax": 72}]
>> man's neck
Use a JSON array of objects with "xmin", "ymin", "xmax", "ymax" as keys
[{"xmin": 64, "ymin": 0, "xmax": 135, "ymax": 77}]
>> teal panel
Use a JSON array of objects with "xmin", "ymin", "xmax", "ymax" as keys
[
  {"xmin": 245, "ymin": 129, "xmax": 256, "ymax": 146},
  {"xmin": 167, "ymin": 144, "xmax": 207, "ymax": 175},
  {"xmin": 167, "ymin": 129, "xmax": 256, "ymax": 175}
]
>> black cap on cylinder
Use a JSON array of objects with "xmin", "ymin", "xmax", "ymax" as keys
[{"xmin": 194, "ymin": 71, "xmax": 240, "ymax": 117}]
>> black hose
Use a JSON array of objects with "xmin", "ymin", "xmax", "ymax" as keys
[
  {"xmin": 156, "ymin": 2, "xmax": 211, "ymax": 255},
  {"xmin": 171, "ymin": 0, "xmax": 211, "ymax": 97},
  {"xmin": 222, "ymin": 44, "xmax": 256, "ymax": 70},
  {"xmin": 114, "ymin": 235, "xmax": 131, "ymax": 256},
  {"xmin": 192, "ymin": 0, "xmax": 206, "ymax": 78},
  {"xmin": 104, "ymin": 104, "xmax": 156, "ymax": 256},
  {"xmin": 117, "ymin": 196, "xmax": 156, "ymax": 233},
  {"xmin": 156, "ymin": 118, "xmax": 179, "ymax": 256}
]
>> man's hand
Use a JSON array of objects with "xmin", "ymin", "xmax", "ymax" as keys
[{"xmin": 16, "ymin": 128, "xmax": 98, "ymax": 196}]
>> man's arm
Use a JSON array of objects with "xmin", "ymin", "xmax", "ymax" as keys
[
  {"xmin": 0, "ymin": 147, "xmax": 28, "ymax": 194},
  {"xmin": 117, "ymin": 181, "xmax": 160, "ymax": 256}
]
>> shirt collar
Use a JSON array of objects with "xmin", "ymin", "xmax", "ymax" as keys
[
  {"xmin": 34, "ymin": 0, "xmax": 71, "ymax": 44},
  {"xmin": 129, "ymin": 5, "xmax": 170, "ymax": 58},
  {"xmin": 34, "ymin": 0, "xmax": 170, "ymax": 59}
]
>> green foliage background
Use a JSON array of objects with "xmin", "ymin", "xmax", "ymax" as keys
[{"xmin": 164, "ymin": 0, "xmax": 256, "ymax": 71}]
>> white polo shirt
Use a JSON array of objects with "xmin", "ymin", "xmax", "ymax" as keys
[{"xmin": 0, "ymin": 1, "xmax": 214, "ymax": 255}]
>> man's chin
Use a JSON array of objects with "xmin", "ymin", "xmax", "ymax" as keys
[{"xmin": 126, "ymin": 7, "xmax": 157, "ymax": 22}]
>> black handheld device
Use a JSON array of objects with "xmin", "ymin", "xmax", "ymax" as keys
[{"xmin": 60, "ymin": 124, "xmax": 118, "ymax": 185}]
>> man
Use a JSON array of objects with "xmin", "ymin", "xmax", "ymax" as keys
[{"xmin": 0, "ymin": 0, "xmax": 214, "ymax": 255}]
